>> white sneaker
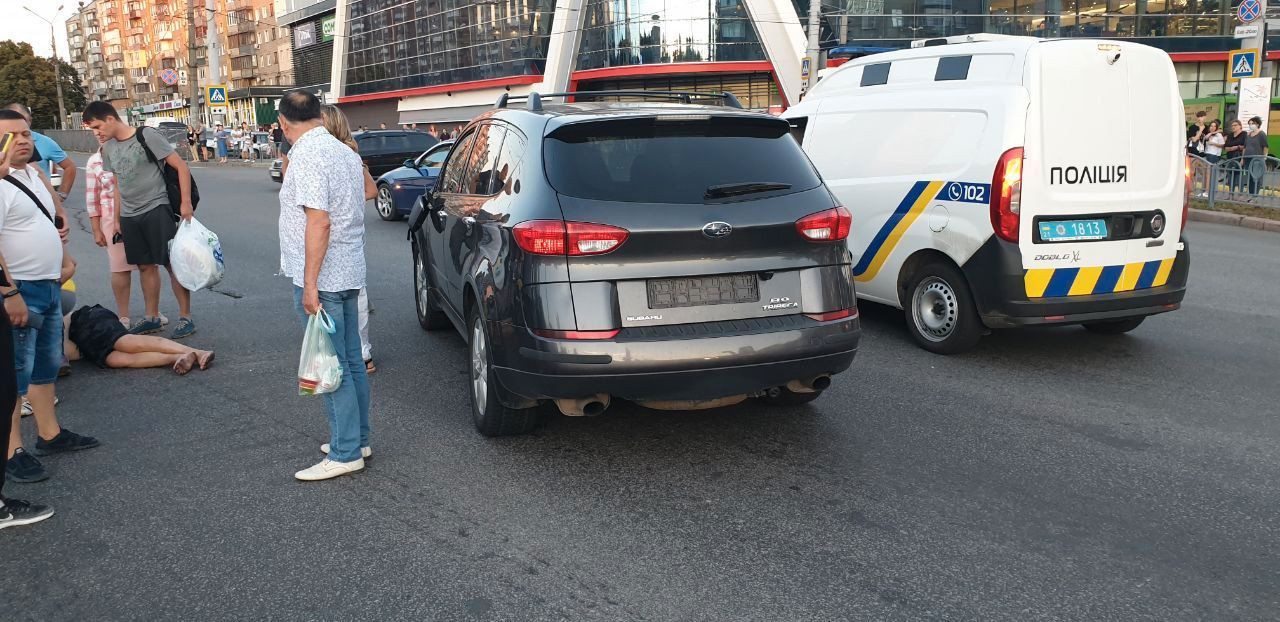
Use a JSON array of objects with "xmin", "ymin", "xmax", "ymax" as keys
[
  {"xmin": 320, "ymin": 443, "xmax": 372, "ymax": 459},
  {"xmin": 295, "ymin": 458, "xmax": 365, "ymax": 481}
]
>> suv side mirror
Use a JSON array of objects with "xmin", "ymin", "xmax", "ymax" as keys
[{"xmin": 404, "ymin": 158, "xmax": 416, "ymax": 169}]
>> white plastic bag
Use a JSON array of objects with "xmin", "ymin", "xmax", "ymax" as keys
[
  {"xmin": 169, "ymin": 217, "xmax": 225, "ymax": 291},
  {"xmin": 298, "ymin": 308, "xmax": 342, "ymax": 396}
]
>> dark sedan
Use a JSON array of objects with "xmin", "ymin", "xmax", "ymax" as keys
[
  {"xmin": 354, "ymin": 130, "xmax": 438, "ymax": 177},
  {"xmin": 373, "ymin": 140, "xmax": 453, "ymax": 221}
]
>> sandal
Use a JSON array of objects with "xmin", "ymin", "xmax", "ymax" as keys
[{"xmin": 365, "ymin": 359, "xmax": 377, "ymax": 374}]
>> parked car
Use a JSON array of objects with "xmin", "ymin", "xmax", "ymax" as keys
[
  {"xmin": 269, "ymin": 158, "xmax": 283, "ymax": 183},
  {"xmin": 784, "ymin": 35, "xmax": 1189, "ymax": 354},
  {"xmin": 374, "ymin": 140, "xmax": 454, "ymax": 221},
  {"xmin": 408, "ymin": 92, "xmax": 860, "ymax": 437},
  {"xmin": 354, "ymin": 130, "xmax": 438, "ymax": 177}
]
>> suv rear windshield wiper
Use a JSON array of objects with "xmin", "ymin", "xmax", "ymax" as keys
[{"xmin": 704, "ymin": 182, "xmax": 793, "ymax": 200}]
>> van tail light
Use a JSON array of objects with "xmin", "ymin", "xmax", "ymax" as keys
[
  {"xmin": 990, "ymin": 147, "xmax": 1023, "ymax": 243},
  {"xmin": 513, "ymin": 220, "xmax": 629, "ymax": 256},
  {"xmin": 796, "ymin": 206, "xmax": 852, "ymax": 242},
  {"xmin": 1183, "ymin": 153, "xmax": 1192, "ymax": 227}
]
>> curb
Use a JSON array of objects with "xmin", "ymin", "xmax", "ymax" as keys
[{"xmin": 1189, "ymin": 208, "xmax": 1280, "ymax": 233}]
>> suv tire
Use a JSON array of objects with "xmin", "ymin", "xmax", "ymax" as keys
[
  {"xmin": 1083, "ymin": 316, "xmax": 1145, "ymax": 335},
  {"xmin": 467, "ymin": 308, "xmax": 539, "ymax": 437},
  {"xmin": 376, "ymin": 184, "xmax": 401, "ymax": 221},
  {"xmin": 905, "ymin": 262, "xmax": 983, "ymax": 354},
  {"xmin": 413, "ymin": 240, "xmax": 449, "ymax": 331}
]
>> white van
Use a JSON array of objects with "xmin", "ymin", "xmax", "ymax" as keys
[{"xmin": 785, "ymin": 35, "xmax": 1190, "ymax": 353}]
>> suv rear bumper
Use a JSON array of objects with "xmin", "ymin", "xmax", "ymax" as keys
[
  {"xmin": 489, "ymin": 315, "xmax": 860, "ymax": 401},
  {"xmin": 962, "ymin": 237, "xmax": 1190, "ymax": 328}
]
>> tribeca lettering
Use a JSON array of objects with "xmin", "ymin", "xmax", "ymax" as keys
[{"xmin": 1049, "ymin": 165, "xmax": 1128, "ymax": 185}]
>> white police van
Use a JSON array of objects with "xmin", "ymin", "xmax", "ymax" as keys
[{"xmin": 785, "ymin": 35, "xmax": 1190, "ymax": 354}]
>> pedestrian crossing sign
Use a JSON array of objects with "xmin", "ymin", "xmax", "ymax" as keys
[
  {"xmin": 206, "ymin": 84, "xmax": 228, "ymax": 109},
  {"xmin": 1230, "ymin": 49, "xmax": 1259, "ymax": 81}
]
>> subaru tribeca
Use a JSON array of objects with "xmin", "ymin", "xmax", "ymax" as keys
[{"xmin": 408, "ymin": 92, "xmax": 860, "ymax": 436}]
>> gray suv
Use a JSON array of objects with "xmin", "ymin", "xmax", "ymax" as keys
[{"xmin": 408, "ymin": 91, "xmax": 860, "ymax": 436}]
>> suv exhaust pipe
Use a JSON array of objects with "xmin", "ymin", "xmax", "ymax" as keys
[
  {"xmin": 555, "ymin": 394, "xmax": 611, "ymax": 417},
  {"xmin": 786, "ymin": 375, "xmax": 831, "ymax": 394}
]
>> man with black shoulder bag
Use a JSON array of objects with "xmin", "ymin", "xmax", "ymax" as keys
[
  {"xmin": 0, "ymin": 109, "xmax": 99, "ymax": 497},
  {"xmin": 82, "ymin": 101, "xmax": 199, "ymax": 340}
]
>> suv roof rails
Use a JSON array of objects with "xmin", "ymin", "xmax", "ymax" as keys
[{"xmin": 494, "ymin": 90, "xmax": 743, "ymax": 112}]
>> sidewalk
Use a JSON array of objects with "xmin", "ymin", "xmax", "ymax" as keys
[{"xmin": 1190, "ymin": 208, "xmax": 1280, "ymax": 233}]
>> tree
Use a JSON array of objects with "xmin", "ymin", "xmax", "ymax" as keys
[{"xmin": 0, "ymin": 40, "xmax": 88, "ymax": 130}]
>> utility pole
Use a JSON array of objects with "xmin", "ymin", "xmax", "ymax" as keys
[
  {"xmin": 205, "ymin": 0, "xmax": 222, "ymax": 126},
  {"xmin": 187, "ymin": 0, "xmax": 201, "ymax": 127},
  {"xmin": 804, "ymin": 0, "xmax": 822, "ymax": 94},
  {"xmin": 23, "ymin": 5, "xmax": 68, "ymax": 129}
]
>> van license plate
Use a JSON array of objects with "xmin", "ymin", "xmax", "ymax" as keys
[
  {"xmin": 1039, "ymin": 219, "xmax": 1108, "ymax": 242},
  {"xmin": 647, "ymin": 275, "xmax": 760, "ymax": 309}
]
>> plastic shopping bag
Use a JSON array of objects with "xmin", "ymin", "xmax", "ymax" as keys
[
  {"xmin": 298, "ymin": 308, "xmax": 343, "ymax": 396},
  {"xmin": 169, "ymin": 217, "xmax": 226, "ymax": 291}
]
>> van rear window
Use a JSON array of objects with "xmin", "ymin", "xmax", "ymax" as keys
[
  {"xmin": 544, "ymin": 117, "xmax": 822, "ymax": 204},
  {"xmin": 861, "ymin": 63, "xmax": 890, "ymax": 86},
  {"xmin": 935, "ymin": 56, "xmax": 972, "ymax": 81}
]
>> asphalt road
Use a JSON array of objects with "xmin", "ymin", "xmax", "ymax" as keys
[{"xmin": 4, "ymin": 159, "xmax": 1279, "ymax": 621}]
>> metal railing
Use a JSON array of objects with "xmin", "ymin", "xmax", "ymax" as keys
[{"xmin": 1189, "ymin": 154, "xmax": 1280, "ymax": 210}]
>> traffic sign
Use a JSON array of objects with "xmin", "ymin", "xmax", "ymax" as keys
[
  {"xmin": 159, "ymin": 68, "xmax": 179, "ymax": 86},
  {"xmin": 206, "ymin": 84, "xmax": 227, "ymax": 109},
  {"xmin": 1235, "ymin": 23, "xmax": 1262, "ymax": 38},
  {"xmin": 1238, "ymin": 0, "xmax": 1263, "ymax": 23},
  {"xmin": 1230, "ymin": 49, "xmax": 1260, "ymax": 80}
]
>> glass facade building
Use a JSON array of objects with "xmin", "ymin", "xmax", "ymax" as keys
[
  {"xmin": 345, "ymin": 0, "xmax": 557, "ymax": 96},
  {"xmin": 575, "ymin": 0, "xmax": 767, "ymax": 69}
]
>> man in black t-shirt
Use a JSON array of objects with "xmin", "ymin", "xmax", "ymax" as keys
[{"xmin": 1187, "ymin": 110, "xmax": 1206, "ymax": 155}]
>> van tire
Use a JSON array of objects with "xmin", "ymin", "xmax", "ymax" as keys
[
  {"xmin": 1083, "ymin": 316, "xmax": 1146, "ymax": 335},
  {"xmin": 467, "ymin": 308, "xmax": 539, "ymax": 437},
  {"xmin": 904, "ymin": 262, "xmax": 983, "ymax": 354}
]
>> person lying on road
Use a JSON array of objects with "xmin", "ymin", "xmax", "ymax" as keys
[{"xmin": 64, "ymin": 305, "xmax": 213, "ymax": 375}]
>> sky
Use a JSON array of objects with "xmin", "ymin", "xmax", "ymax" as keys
[{"xmin": 0, "ymin": 1, "xmax": 73, "ymax": 61}]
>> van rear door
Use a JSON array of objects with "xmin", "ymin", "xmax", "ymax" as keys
[{"xmin": 1021, "ymin": 40, "xmax": 1182, "ymax": 291}]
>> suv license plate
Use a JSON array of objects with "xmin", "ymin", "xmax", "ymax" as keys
[
  {"xmin": 1039, "ymin": 219, "xmax": 1108, "ymax": 242},
  {"xmin": 647, "ymin": 275, "xmax": 760, "ymax": 309}
]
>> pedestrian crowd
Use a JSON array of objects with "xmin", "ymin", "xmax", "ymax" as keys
[
  {"xmin": 1188, "ymin": 110, "xmax": 1271, "ymax": 198},
  {"xmin": 1, "ymin": 90, "xmax": 388, "ymax": 531}
]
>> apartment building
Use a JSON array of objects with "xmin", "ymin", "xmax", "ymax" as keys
[{"xmin": 65, "ymin": 0, "xmax": 294, "ymax": 125}]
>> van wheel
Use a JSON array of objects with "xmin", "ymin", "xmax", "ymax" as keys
[
  {"xmin": 1083, "ymin": 317, "xmax": 1146, "ymax": 335},
  {"xmin": 761, "ymin": 386, "xmax": 824, "ymax": 406},
  {"xmin": 467, "ymin": 309, "xmax": 539, "ymax": 437},
  {"xmin": 905, "ymin": 262, "xmax": 983, "ymax": 354},
  {"xmin": 412, "ymin": 240, "xmax": 449, "ymax": 331}
]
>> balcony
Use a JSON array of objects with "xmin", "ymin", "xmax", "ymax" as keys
[
  {"xmin": 156, "ymin": 30, "xmax": 174, "ymax": 40},
  {"xmin": 110, "ymin": 90, "xmax": 128, "ymax": 100},
  {"xmin": 232, "ymin": 45, "xmax": 254, "ymax": 58},
  {"xmin": 231, "ymin": 69, "xmax": 254, "ymax": 80},
  {"xmin": 106, "ymin": 52, "xmax": 123, "ymax": 62},
  {"xmin": 231, "ymin": 21, "xmax": 255, "ymax": 35},
  {"xmin": 132, "ymin": 74, "xmax": 149, "ymax": 84}
]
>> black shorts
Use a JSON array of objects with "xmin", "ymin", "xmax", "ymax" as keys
[
  {"xmin": 121, "ymin": 206, "xmax": 177, "ymax": 266},
  {"xmin": 69, "ymin": 305, "xmax": 129, "ymax": 368}
]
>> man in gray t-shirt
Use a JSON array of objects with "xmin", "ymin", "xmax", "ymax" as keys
[{"xmin": 83, "ymin": 101, "xmax": 198, "ymax": 341}]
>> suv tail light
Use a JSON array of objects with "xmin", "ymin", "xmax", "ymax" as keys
[
  {"xmin": 796, "ymin": 206, "xmax": 852, "ymax": 242},
  {"xmin": 990, "ymin": 147, "xmax": 1023, "ymax": 243},
  {"xmin": 1183, "ymin": 153, "xmax": 1192, "ymax": 228},
  {"xmin": 513, "ymin": 220, "xmax": 629, "ymax": 256}
]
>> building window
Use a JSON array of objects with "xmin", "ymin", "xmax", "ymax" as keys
[{"xmin": 576, "ymin": 0, "xmax": 765, "ymax": 70}]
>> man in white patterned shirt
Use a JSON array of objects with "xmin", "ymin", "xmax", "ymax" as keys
[{"xmin": 277, "ymin": 90, "xmax": 371, "ymax": 481}]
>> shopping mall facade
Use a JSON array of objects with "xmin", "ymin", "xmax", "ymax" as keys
[{"xmin": 281, "ymin": 0, "xmax": 1270, "ymax": 126}]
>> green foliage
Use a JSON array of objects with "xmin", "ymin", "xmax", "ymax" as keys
[{"xmin": 0, "ymin": 40, "xmax": 88, "ymax": 129}]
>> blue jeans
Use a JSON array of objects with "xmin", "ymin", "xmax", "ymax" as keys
[
  {"xmin": 293, "ymin": 287, "xmax": 370, "ymax": 463},
  {"xmin": 13, "ymin": 280, "xmax": 64, "ymax": 396}
]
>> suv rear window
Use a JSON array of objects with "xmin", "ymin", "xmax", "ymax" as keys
[
  {"xmin": 544, "ymin": 116, "xmax": 822, "ymax": 204},
  {"xmin": 359, "ymin": 133, "xmax": 436, "ymax": 155}
]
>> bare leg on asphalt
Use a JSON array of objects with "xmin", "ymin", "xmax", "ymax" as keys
[
  {"xmin": 165, "ymin": 267, "xmax": 191, "ymax": 318},
  {"xmin": 113, "ymin": 335, "xmax": 213, "ymax": 369}
]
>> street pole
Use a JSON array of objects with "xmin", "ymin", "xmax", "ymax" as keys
[
  {"xmin": 805, "ymin": 0, "xmax": 822, "ymax": 93},
  {"xmin": 205, "ymin": 0, "xmax": 222, "ymax": 126},
  {"xmin": 187, "ymin": 0, "xmax": 201, "ymax": 127},
  {"xmin": 48, "ymin": 22, "xmax": 67, "ymax": 130}
]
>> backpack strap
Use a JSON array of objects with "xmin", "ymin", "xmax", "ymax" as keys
[
  {"xmin": 2, "ymin": 174, "xmax": 55, "ymax": 224},
  {"xmin": 134, "ymin": 128, "xmax": 167, "ymax": 175}
]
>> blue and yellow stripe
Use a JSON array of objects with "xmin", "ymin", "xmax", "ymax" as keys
[
  {"xmin": 852, "ymin": 180, "xmax": 945, "ymax": 283},
  {"xmin": 1024, "ymin": 258, "xmax": 1175, "ymax": 298}
]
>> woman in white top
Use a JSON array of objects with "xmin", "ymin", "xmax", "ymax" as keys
[
  {"xmin": 229, "ymin": 124, "xmax": 245, "ymax": 162},
  {"xmin": 1203, "ymin": 120, "xmax": 1226, "ymax": 164}
]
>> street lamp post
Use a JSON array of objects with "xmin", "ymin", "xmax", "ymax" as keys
[{"xmin": 24, "ymin": 4, "xmax": 68, "ymax": 130}]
